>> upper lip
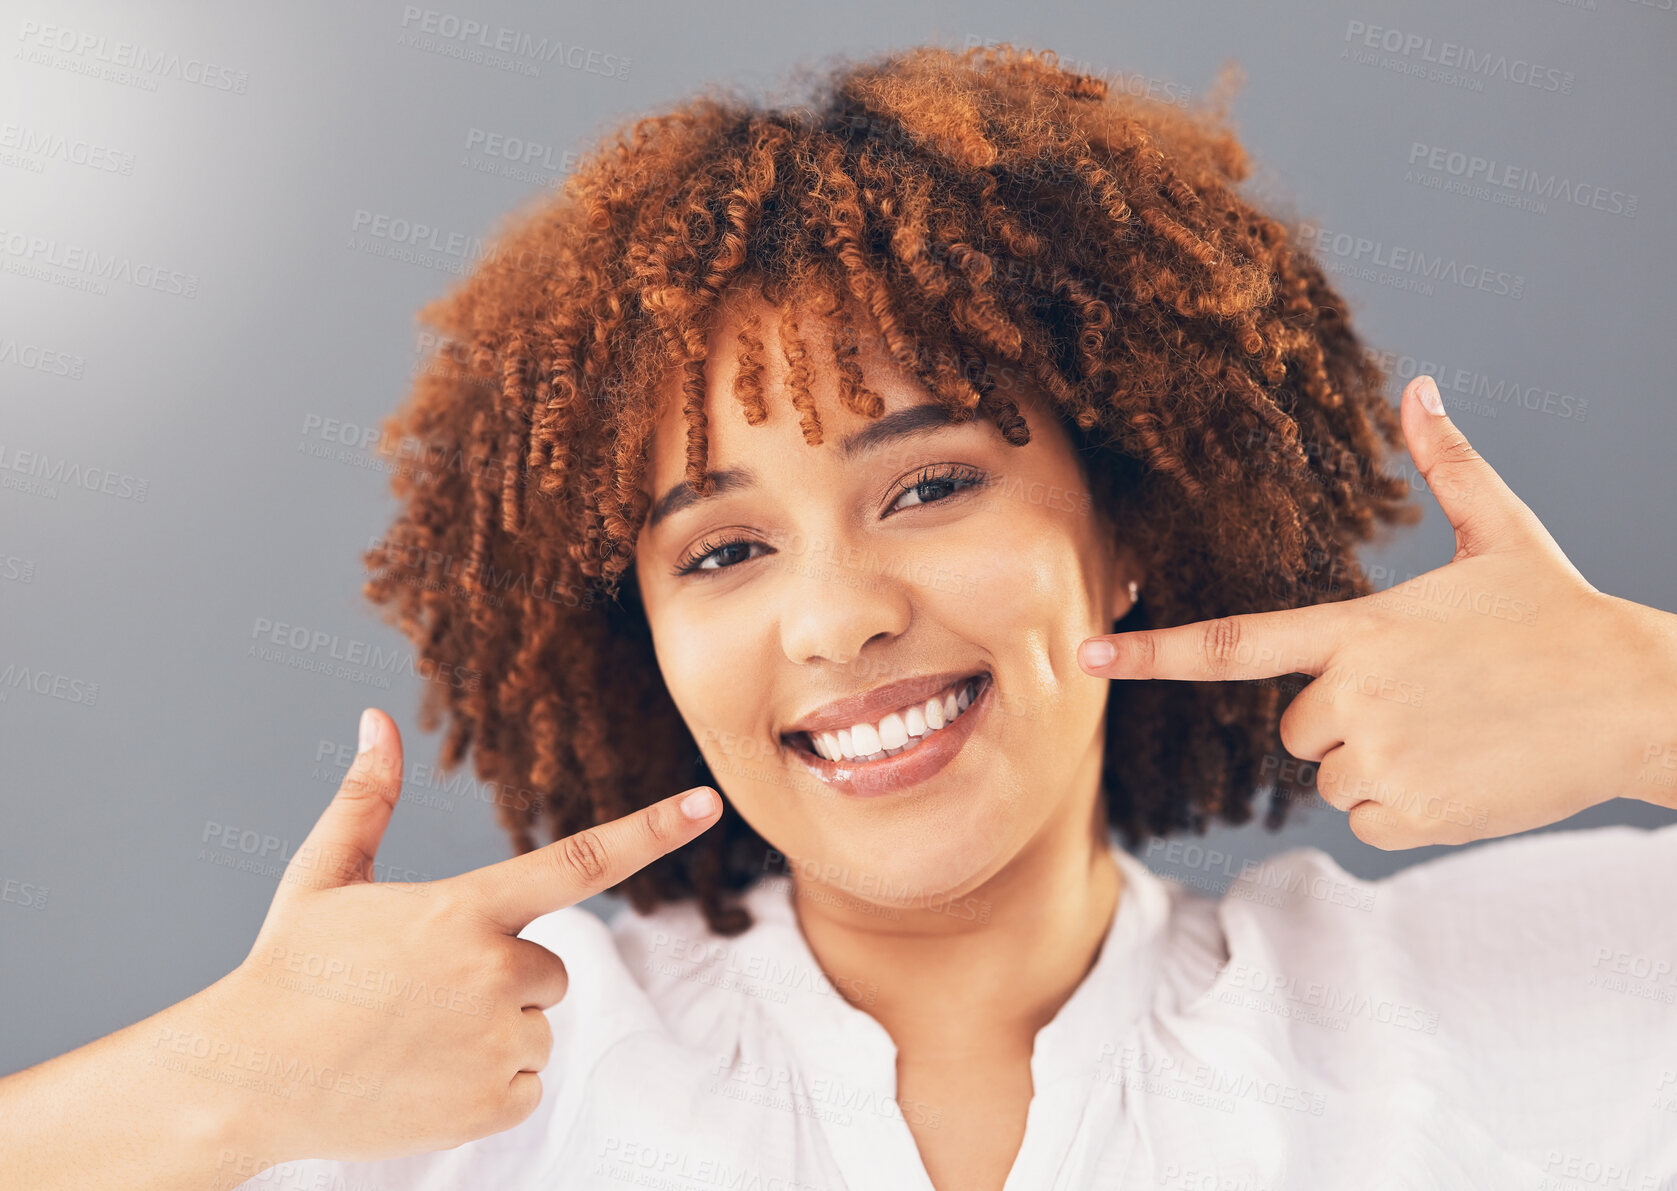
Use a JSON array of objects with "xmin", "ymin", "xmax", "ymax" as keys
[{"xmin": 781, "ymin": 668, "xmax": 988, "ymax": 740}]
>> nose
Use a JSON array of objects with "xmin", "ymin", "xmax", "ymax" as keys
[{"xmin": 778, "ymin": 538, "xmax": 914, "ymax": 667}]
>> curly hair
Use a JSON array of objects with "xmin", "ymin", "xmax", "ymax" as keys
[{"xmin": 360, "ymin": 43, "xmax": 1421, "ymax": 936}]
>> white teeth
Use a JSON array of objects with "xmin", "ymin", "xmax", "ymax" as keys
[
  {"xmin": 799, "ymin": 676, "xmax": 984, "ymax": 764},
  {"xmin": 871, "ymin": 737, "xmax": 918, "ymax": 762}
]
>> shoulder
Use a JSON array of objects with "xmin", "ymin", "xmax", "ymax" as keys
[
  {"xmin": 1212, "ymin": 820, "xmax": 1677, "ymax": 974},
  {"xmin": 1179, "ymin": 822, "xmax": 1677, "ymax": 1169}
]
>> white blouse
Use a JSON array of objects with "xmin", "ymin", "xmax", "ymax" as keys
[{"xmin": 237, "ymin": 822, "xmax": 1677, "ymax": 1190}]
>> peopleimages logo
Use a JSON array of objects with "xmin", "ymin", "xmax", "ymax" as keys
[
  {"xmin": 1342, "ymin": 19, "xmax": 1576, "ymax": 94},
  {"xmin": 396, "ymin": 7, "xmax": 630, "ymax": 80},
  {"xmin": 0, "ymin": 123, "xmax": 137, "ymax": 175},
  {"xmin": 0, "ymin": 661, "xmax": 100, "ymax": 706},
  {"xmin": 0, "ymin": 338, "xmax": 85, "ymax": 380},
  {"xmin": 0, "ymin": 227, "xmax": 200, "ymax": 298},
  {"xmin": 461, "ymin": 127, "xmax": 581, "ymax": 177},
  {"xmin": 1406, "ymin": 142, "xmax": 1637, "ymax": 218},
  {"xmin": 0, "ymin": 440, "xmax": 149, "ymax": 501},
  {"xmin": 14, "ymin": 20, "xmax": 251, "ymax": 93},
  {"xmin": 247, "ymin": 616, "xmax": 483, "ymax": 692},
  {"xmin": 349, "ymin": 209, "xmax": 490, "ymax": 262},
  {"xmin": 1362, "ymin": 350, "xmax": 1590, "ymax": 423},
  {"xmin": 345, "ymin": 209, "xmax": 562, "ymax": 279},
  {"xmin": 1294, "ymin": 221, "xmax": 1526, "ymax": 300}
]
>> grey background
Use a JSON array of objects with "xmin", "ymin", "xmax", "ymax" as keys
[{"xmin": 3, "ymin": 0, "xmax": 1674, "ymax": 1076}]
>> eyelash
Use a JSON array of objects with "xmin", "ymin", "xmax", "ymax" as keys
[{"xmin": 672, "ymin": 462, "xmax": 988, "ymax": 576}]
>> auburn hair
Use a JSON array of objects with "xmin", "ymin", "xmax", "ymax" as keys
[{"xmin": 360, "ymin": 43, "xmax": 1421, "ymax": 935}]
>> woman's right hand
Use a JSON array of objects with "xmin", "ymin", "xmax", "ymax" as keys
[{"xmin": 201, "ymin": 707, "xmax": 722, "ymax": 1169}]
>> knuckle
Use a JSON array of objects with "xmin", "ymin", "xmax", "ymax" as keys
[
  {"xmin": 1201, "ymin": 618, "xmax": 1242, "ymax": 674},
  {"xmin": 484, "ymin": 1008, "xmax": 520, "ymax": 1056},
  {"xmin": 640, "ymin": 800, "xmax": 675, "ymax": 849},
  {"xmin": 558, "ymin": 828, "xmax": 610, "ymax": 885},
  {"xmin": 1276, "ymin": 709, "xmax": 1305, "ymax": 760},
  {"xmin": 1357, "ymin": 741, "xmax": 1391, "ymax": 781},
  {"xmin": 422, "ymin": 881, "xmax": 463, "ymax": 922},
  {"xmin": 1436, "ymin": 433, "xmax": 1481, "ymax": 468},
  {"xmin": 1131, "ymin": 631, "xmax": 1158, "ymax": 674},
  {"xmin": 501, "ymin": 1074, "xmax": 543, "ymax": 1128},
  {"xmin": 306, "ymin": 842, "xmax": 369, "ymax": 886},
  {"xmin": 464, "ymin": 1083, "xmax": 511, "ymax": 1139},
  {"xmin": 1351, "ymin": 806, "xmax": 1402, "ymax": 851},
  {"xmin": 480, "ymin": 944, "xmax": 520, "ymax": 986},
  {"xmin": 531, "ymin": 1012, "xmax": 554, "ymax": 1066},
  {"xmin": 337, "ymin": 765, "xmax": 393, "ymax": 804},
  {"xmin": 1315, "ymin": 759, "xmax": 1349, "ymax": 809}
]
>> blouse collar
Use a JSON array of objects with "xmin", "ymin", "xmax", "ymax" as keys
[{"xmin": 734, "ymin": 833, "xmax": 1173, "ymax": 1091}]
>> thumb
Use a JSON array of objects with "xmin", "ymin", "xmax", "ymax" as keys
[
  {"xmin": 1402, "ymin": 374, "xmax": 1547, "ymax": 557},
  {"xmin": 279, "ymin": 708, "xmax": 406, "ymax": 899}
]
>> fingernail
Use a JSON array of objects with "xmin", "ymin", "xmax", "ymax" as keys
[
  {"xmin": 680, "ymin": 788, "xmax": 719, "ymax": 820},
  {"xmin": 1417, "ymin": 375, "xmax": 1445, "ymax": 416},
  {"xmin": 357, "ymin": 708, "xmax": 379, "ymax": 756},
  {"xmin": 1080, "ymin": 639, "xmax": 1115, "ymax": 668}
]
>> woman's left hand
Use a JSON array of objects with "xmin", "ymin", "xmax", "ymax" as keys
[{"xmin": 1076, "ymin": 374, "xmax": 1677, "ymax": 849}]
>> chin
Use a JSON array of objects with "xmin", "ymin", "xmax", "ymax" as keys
[{"xmin": 811, "ymin": 794, "xmax": 1023, "ymax": 912}]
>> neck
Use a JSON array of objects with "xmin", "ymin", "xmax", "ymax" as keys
[{"xmin": 791, "ymin": 778, "xmax": 1121, "ymax": 1057}]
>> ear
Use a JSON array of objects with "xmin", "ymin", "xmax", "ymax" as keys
[{"xmin": 1107, "ymin": 544, "xmax": 1144, "ymax": 626}]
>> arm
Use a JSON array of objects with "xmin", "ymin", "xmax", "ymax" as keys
[{"xmin": 0, "ymin": 971, "xmax": 285, "ymax": 1191}]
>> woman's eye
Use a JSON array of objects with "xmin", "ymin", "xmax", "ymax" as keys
[
  {"xmin": 674, "ymin": 465, "xmax": 984, "ymax": 578},
  {"xmin": 677, "ymin": 537, "xmax": 766, "ymax": 575},
  {"xmin": 889, "ymin": 465, "xmax": 985, "ymax": 513}
]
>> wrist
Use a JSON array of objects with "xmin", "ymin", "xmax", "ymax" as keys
[
  {"xmin": 0, "ymin": 968, "xmax": 296, "ymax": 1191},
  {"xmin": 1610, "ymin": 595, "xmax": 1677, "ymax": 810},
  {"xmin": 156, "ymin": 970, "xmax": 298, "ymax": 1183}
]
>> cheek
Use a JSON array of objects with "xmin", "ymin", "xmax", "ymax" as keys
[
  {"xmin": 650, "ymin": 600, "xmax": 782, "ymax": 771},
  {"xmin": 949, "ymin": 500, "xmax": 1111, "ymax": 736},
  {"xmin": 956, "ymin": 499, "xmax": 1107, "ymax": 644}
]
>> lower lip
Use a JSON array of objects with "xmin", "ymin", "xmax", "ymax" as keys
[{"xmin": 785, "ymin": 674, "xmax": 994, "ymax": 798}]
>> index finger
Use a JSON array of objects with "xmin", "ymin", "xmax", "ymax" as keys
[
  {"xmin": 1077, "ymin": 602, "xmax": 1356, "ymax": 682},
  {"xmin": 449, "ymin": 786, "xmax": 722, "ymax": 932}
]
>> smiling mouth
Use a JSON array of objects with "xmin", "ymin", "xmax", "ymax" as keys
[{"xmin": 782, "ymin": 672, "xmax": 992, "ymax": 764}]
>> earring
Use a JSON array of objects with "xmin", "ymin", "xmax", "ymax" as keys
[{"xmin": 1127, "ymin": 579, "xmax": 1140, "ymax": 605}]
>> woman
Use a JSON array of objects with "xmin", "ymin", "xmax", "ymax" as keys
[{"xmin": 6, "ymin": 43, "xmax": 1676, "ymax": 1191}]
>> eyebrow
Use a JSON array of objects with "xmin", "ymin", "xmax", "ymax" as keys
[{"xmin": 644, "ymin": 402, "xmax": 963, "ymax": 532}]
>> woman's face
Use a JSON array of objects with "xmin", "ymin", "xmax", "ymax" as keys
[{"xmin": 633, "ymin": 291, "xmax": 1141, "ymax": 910}]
